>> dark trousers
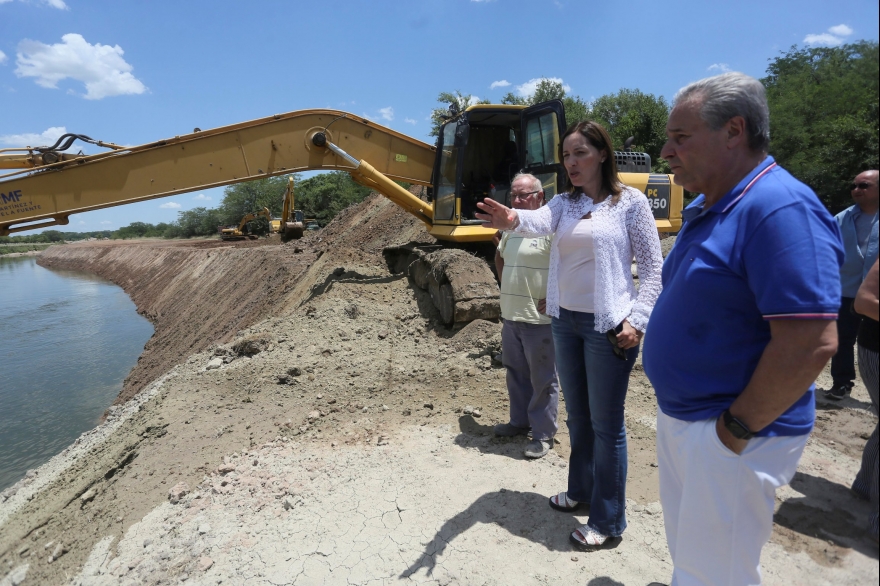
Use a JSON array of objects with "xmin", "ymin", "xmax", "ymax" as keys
[
  {"xmin": 501, "ymin": 319, "xmax": 559, "ymax": 441},
  {"xmin": 831, "ymin": 297, "xmax": 862, "ymax": 387},
  {"xmin": 853, "ymin": 346, "xmax": 879, "ymax": 540}
]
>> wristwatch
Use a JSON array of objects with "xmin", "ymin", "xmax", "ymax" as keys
[{"xmin": 722, "ymin": 409, "xmax": 755, "ymax": 440}]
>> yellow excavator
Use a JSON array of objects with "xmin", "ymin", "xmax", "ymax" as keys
[
  {"xmin": 268, "ymin": 177, "xmax": 306, "ymax": 239},
  {"xmin": 0, "ymin": 101, "xmax": 683, "ymax": 324},
  {"xmin": 220, "ymin": 206, "xmax": 271, "ymax": 241}
]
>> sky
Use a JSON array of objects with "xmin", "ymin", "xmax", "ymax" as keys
[{"xmin": 1, "ymin": 0, "xmax": 878, "ymax": 233}]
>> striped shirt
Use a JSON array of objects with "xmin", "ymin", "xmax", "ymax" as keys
[{"xmin": 498, "ymin": 233, "xmax": 552, "ymax": 325}]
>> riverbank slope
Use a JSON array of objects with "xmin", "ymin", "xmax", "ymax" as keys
[{"xmin": 1, "ymin": 193, "xmax": 877, "ymax": 585}]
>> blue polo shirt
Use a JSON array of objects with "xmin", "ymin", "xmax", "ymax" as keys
[{"xmin": 643, "ymin": 157, "xmax": 843, "ymax": 436}]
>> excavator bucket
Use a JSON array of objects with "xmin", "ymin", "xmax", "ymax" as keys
[
  {"xmin": 384, "ymin": 244, "xmax": 500, "ymax": 325},
  {"xmin": 284, "ymin": 222, "xmax": 305, "ymax": 240}
]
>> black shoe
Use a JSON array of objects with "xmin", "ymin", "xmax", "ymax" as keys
[{"xmin": 825, "ymin": 383, "xmax": 851, "ymax": 401}]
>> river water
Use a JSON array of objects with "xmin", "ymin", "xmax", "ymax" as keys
[{"xmin": 0, "ymin": 255, "xmax": 154, "ymax": 491}]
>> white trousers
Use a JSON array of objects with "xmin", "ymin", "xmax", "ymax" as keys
[{"xmin": 656, "ymin": 410, "xmax": 808, "ymax": 586}]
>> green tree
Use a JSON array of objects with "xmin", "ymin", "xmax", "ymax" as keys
[
  {"xmin": 429, "ymin": 91, "xmax": 492, "ymax": 137},
  {"xmin": 215, "ymin": 175, "xmax": 295, "ymax": 235},
  {"xmin": 763, "ymin": 41, "xmax": 879, "ymax": 212},
  {"xmin": 217, "ymin": 175, "xmax": 291, "ymax": 230},
  {"xmin": 41, "ymin": 230, "xmax": 66, "ymax": 242},
  {"xmin": 113, "ymin": 221, "xmax": 155, "ymax": 239},
  {"xmin": 589, "ymin": 89, "xmax": 671, "ymax": 173},
  {"xmin": 500, "ymin": 79, "xmax": 589, "ymax": 126},
  {"xmin": 173, "ymin": 207, "xmax": 224, "ymax": 238},
  {"xmin": 295, "ymin": 171, "xmax": 372, "ymax": 226}
]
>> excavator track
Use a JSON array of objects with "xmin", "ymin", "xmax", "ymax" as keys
[{"xmin": 384, "ymin": 243, "xmax": 500, "ymax": 326}]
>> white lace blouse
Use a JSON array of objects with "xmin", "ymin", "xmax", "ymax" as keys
[{"xmin": 513, "ymin": 185, "xmax": 663, "ymax": 332}]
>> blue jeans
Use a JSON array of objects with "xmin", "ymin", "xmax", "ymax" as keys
[{"xmin": 552, "ymin": 308, "xmax": 637, "ymax": 536}]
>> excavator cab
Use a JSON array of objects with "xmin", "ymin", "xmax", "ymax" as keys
[{"xmin": 432, "ymin": 100, "xmax": 567, "ymax": 227}]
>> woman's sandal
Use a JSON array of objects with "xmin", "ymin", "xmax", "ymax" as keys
[
  {"xmin": 548, "ymin": 491, "xmax": 584, "ymax": 512},
  {"xmin": 569, "ymin": 525, "xmax": 612, "ymax": 550}
]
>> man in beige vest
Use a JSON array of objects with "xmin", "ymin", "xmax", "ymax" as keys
[{"xmin": 493, "ymin": 173, "xmax": 559, "ymax": 458}]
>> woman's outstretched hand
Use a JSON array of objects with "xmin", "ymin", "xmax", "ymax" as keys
[{"xmin": 475, "ymin": 198, "xmax": 518, "ymax": 230}]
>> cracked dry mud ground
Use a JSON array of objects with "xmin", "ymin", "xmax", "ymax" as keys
[{"xmin": 1, "ymin": 193, "xmax": 878, "ymax": 585}]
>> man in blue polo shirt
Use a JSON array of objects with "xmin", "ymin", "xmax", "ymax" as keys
[{"xmin": 643, "ymin": 72, "xmax": 843, "ymax": 585}]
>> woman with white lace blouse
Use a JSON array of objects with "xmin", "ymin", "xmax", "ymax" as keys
[{"xmin": 476, "ymin": 121, "xmax": 663, "ymax": 549}]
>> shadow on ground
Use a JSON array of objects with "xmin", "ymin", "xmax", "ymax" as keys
[
  {"xmin": 815, "ymin": 391, "xmax": 872, "ymax": 412},
  {"xmin": 774, "ymin": 471, "xmax": 878, "ymax": 560},
  {"xmin": 453, "ymin": 415, "xmax": 538, "ymax": 461},
  {"xmin": 400, "ymin": 488, "xmax": 619, "ymax": 579}
]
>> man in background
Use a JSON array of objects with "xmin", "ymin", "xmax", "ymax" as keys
[
  {"xmin": 826, "ymin": 170, "xmax": 879, "ymax": 400},
  {"xmin": 493, "ymin": 173, "xmax": 559, "ymax": 459}
]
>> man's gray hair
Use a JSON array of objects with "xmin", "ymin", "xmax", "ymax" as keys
[
  {"xmin": 674, "ymin": 72, "xmax": 770, "ymax": 152},
  {"xmin": 511, "ymin": 172, "xmax": 543, "ymax": 193}
]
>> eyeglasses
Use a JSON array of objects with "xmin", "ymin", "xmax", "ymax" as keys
[
  {"xmin": 850, "ymin": 182, "xmax": 874, "ymax": 190},
  {"xmin": 605, "ymin": 327, "xmax": 627, "ymax": 360},
  {"xmin": 510, "ymin": 190, "xmax": 540, "ymax": 199}
]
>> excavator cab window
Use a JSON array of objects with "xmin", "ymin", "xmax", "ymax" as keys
[
  {"xmin": 521, "ymin": 100, "xmax": 567, "ymax": 201},
  {"xmin": 434, "ymin": 120, "xmax": 464, "ymax": 221},
  {"xmin": 454, "ymin": 110, "xmax": 522, "ymax": 223}
]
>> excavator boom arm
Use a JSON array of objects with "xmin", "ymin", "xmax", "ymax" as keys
[{"xmin": 0, "ymin": 109, "xmax": 436, "ymax": 235}]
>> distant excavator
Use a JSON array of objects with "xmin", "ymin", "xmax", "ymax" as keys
[
  {"xmin": 0, "ymin": 101, "xmax": 682, "ymax": 324},
  {"xmin": 268, "ymin": 177, "xmax": 310, "ymax": 240},
  {"xmin": 219, "ymin": 207, "xmax": 271, "ymax": 241}
]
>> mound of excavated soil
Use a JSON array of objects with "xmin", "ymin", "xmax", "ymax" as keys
[
  {"xmin": 36, "ymin": 194, "xmax": 434, "ymax": 405},
  {"xmin": 2, "ymin": 192, "xmax": 877, "ymax": 585}
]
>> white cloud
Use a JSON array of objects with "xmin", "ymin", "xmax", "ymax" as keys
[
  {"xmin": 100, "ymin": 221, "xmax": 112, "ymax": 225},
  {"xmin": 0, "ymin": 0, "xmax": 68, "ymax": 7},
  {"xmin": 490, "ymin": 80, "xmax": 510, "ymax": 89},
  {"xmin": 515, "ymin": 77, "xmax": 570, "ymax": 98},
  {"xmin": 804, "ymin": 24, "xmax": 853, "ymax": 46},
  {"xmin": 0, "ymin": 50, "xmax": 7, "ymax": 65},
  {"xmin": 159, "ymin": 202, "xmax": 181, "ymax": 209},
  {"xmin": 378, "ymin": 106, "xmax": 394, "ymax": 121},
  {"xmin": 77, "ymin": 221, "xmax": 85, "ymax": 225},
  {"xmin": 15, "ymin": 33, "xmax": 147, "ymax": 100},
  {"xmin": 804, "ymin": 33, "xmax": 843, "ymax": 45},
  {"xmin": 708, "ymin": 63, "xmax": 731, "ymax": 73},
  {"xmin": 404, "ymin": 118, "xmax": 417, "ymax": 125},
  {"xmin": 0, "ymin": 126, "xmax": 67, "ymax": 147},
  {"xmin": 466, "ymin": 95, "xmax": 481, "ymax": 106},
  {"xmin": 192, "ymin": 193, "xmax": 212, "ymax": 201}
]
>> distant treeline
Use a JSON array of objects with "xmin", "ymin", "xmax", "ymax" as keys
[
  {"xmin": 0, "ymin": 230, "xmax": 112, "ymax": 245},
  {"xmin": 105, "ymin": 171, "xmax": 377, "ymax": 240}
]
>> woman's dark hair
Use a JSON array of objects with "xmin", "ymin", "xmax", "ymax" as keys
[{"xmin": 561, "ymin": 120, "xmax": 622, "ymax": 201}]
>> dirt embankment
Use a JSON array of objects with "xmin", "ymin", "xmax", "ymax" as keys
[
  {"xmin": 1, "ymin": 192, "xmax": 877, "ymax": 585},
  {"xmin": 37, "ymin": 193, "xmax": 434, "ymax": 405}
]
